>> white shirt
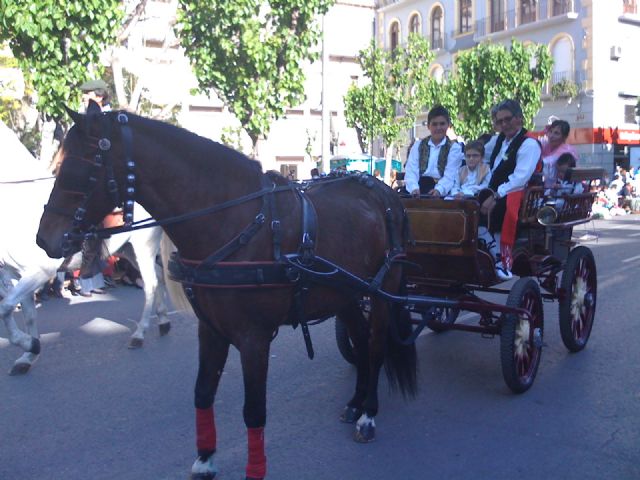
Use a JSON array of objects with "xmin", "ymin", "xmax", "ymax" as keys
[
  {"xmin": 490, "ymin": 130, "xmax": 541, "ymax": 199},
  {"xmin": 451, "ymin": 166, "xmax": 491, "ymax": 196},
  {"xmin": 405, "ymin": 137, "xmax": 463, "ymax": 195}
]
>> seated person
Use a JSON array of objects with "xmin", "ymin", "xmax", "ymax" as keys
[
  {"xmin": 478, "ymin": 99, "xmax": 541, "ymax": 281},
  {"xmin": 450, "ymin": 140, "xmax": 491, "ymax": 198},
  {"xmin": 549, "ymin": 153, "xmax": 584, "ymax": 196},
  {"xmin": 405, "ymin": 105, "xmax": 464, "ymax": 197}
]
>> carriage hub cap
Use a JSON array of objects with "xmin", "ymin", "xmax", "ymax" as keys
[
  {"xmin": 571, "ymin": 278, "xmax": 588, "ymax": 318},
  {"xmin": 515, "ymin": 319, "xmax": 530, "ymax": 357}
]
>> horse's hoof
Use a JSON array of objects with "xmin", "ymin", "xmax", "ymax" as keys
[
  {"xmin": 9, "ymin": 362, "xmax": 31, "ymax": 376},
  {"xmin": 354, "ymin": 415, "xmax": 376, "ymax": 443},
  {"xmin": 354, "ymin": 424, "xmax": 376, "ymax": 443},
  {"xmin": 128, "ymin": 337, "xmax": 144, "ymax": 349},
  {"xmin": 340, "ymin": 406, "xmax": 362, "ymax": 424},
  {"xmin": 190, "ymin": 474, "xmax": 216, "ymax": 480},
  {"xmin": 29, "ymin": 338, "xmax": 41, "ymax": 355},
  {"xmin": 158, "ymin": 322, "xmax": 171, "ymax": 336}
]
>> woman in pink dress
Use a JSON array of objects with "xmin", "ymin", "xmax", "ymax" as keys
[{"xmin": 541, "ymin": 119, "xmax": 578, "ymax": 188}]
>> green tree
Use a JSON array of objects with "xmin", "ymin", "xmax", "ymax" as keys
[
  {"xmin": 0, "ymin": 0, "xmax": 124, "ymax": 119},
  {"xmin": 176, "ymin": 0, "xmax": 334, "ymax": 157},
  {"xmin": 344, "ymin": 34, "xmax": 438, "ymax": 177},
  {"xmin": 452, "ymin": 39, "xmax": 553, "ymax": 140}
]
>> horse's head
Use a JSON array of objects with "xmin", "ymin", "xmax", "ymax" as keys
[{"xmin": 37, "ymin": 101, "xmax": 136, "ymax": 258}]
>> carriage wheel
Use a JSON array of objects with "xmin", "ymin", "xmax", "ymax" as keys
[
  {"xmin": 500, "ymin": 278, "xmax": 544, "ymax": 394},
  {"xmin": 335, "ymin": 317, "xmax": 356, "ymax": 365},
  {"xmin": 559, "ymin": 246, "xmax": 597, "ymax": 352},
  {"xmin": 425, "ymin": 307, "xmax": 461, "ymax": 333}
]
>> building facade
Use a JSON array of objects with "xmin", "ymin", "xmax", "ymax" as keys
[
  {"xmin": 142, "ymin": 0, "xmax": 377, "ymax": 179},
  {"xmin": 375, "ymin": 0, "xmax": 640, "ymax": 171}
]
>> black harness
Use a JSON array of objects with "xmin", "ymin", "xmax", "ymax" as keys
[{"xmin": 47, "ymin": 112, "xmax": 405, "ymax": 359}]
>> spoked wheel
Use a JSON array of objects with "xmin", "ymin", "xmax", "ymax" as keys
[
  {"xmin": 559, "ymin": 246, "xmax": 597, "ymax": 352},
  {"xmin": 425, "ymin": 307, "xmax": 461, "ymax": 333},
  {"xmin": 500, "ymin": 278, "xmax": 544, "ymax": 394},
  {"xmin": 335, "ymin": 317, "xmax": 355, "ymax": 365}
]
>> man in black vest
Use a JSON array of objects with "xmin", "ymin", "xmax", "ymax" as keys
[
  {"xmin": 480, "ymin": 99, "xmax": 541, "ymax": 280},
  {"xmin": 405, "ymin": 105, "xmax": 463, "ymax": 197}
]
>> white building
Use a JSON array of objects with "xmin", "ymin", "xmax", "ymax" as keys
[
  {"xmin": 126, "ymin": 0, "xmax": 376, "ymax": 179},
  {"xmin": 375, "ymin": 0, "xmax": 640, "ymax": 172}
]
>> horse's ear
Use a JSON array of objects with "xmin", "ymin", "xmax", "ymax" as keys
[
  {"xmin": 86, "ymin": 99, "xmax": 102, "ymax": 116},
  {"xmin": 64, "ymin": 105, "xmax": 85, "ymax": 129}
]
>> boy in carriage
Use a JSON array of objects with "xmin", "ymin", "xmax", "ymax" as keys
[
  {"xmin": 450, "ymin": 140, "xmax": 492, "ymax": 197},
  {"xmin": 478, "ymin": 99, "xmax": 542, "ymax": 281},
  {"xmin": 405, "ymin": 105, "xmax": 464, "ymax": 197}
]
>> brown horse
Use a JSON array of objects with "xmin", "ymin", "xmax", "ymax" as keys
[{"xmin": 36, "ymin": 104, "xmax": 416, "ymax": 480}]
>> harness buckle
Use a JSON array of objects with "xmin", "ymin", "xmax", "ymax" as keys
[
  {"xmin": 98, "ymin": 138, "xmax": 111, "ymax": 151},
  {"xmin": 107, "ymin": 179, "xmax": 118, "ymax": 194}
]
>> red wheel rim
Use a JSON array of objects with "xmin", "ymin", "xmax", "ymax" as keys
[
  {"xmin": 570, "ymin": 256, "xmax": 596, "ymax": 344},
  {"xmin": 513, "ymin": 290, "xmax": 542, "ymax": 383}
]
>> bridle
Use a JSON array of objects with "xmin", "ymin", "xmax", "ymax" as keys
[{"xmin": 45, "ymin": 111, "xmax": 136, "ymax": 256}]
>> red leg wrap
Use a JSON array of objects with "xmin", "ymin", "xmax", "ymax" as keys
[
  {"xmin": 246, "ymin": 427, "xmax": 266, "ymax": 479},
  {"xmin": 196, "ymin": 407, "xmax": 216, "ymax": 453}
]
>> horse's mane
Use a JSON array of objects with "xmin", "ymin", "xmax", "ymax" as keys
[{"xmin": 113, "ymin": 111, "xmax": 263, "ymax": 175}]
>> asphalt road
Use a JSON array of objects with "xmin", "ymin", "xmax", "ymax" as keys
[{"xmin": 1, "ymin": 217, "xmax": 639, "ymax": 480}]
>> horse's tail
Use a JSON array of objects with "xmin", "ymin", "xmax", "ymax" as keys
[
  {"xmin": 383, "ymin": 273, "xmax": 418, "ymax": 399},
  {"xmin": 159, "ymin": 232, "xmax": 195, "ymax": 315},
  {"xmin": 384, "ymin": 302, "xmax": 418, "ymax": 398}
]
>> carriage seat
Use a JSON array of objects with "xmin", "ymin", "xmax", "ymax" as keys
[{"xmin": 519, "ymin": 167, "xmax": 604, "ymax": 227}]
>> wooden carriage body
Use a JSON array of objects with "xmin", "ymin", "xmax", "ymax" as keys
[{"xmin": 401, "ymin": 167, "xmax": 604, "ymax": 290}]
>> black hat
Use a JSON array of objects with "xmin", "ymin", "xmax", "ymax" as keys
[{"xmin": 79, "ymin": 79, "xmax": 108, "ymax": 92}]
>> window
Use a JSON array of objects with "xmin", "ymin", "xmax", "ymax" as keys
[
  {"xmin": 431, "ymin": 7, "xmax": 443, "ymax": 49},
  {"xmin": 490, "ymin": 0, "xmax": 505, "ymax": 33},
  {"xmin": 390, "ymin": 22, "xmax": 400, "ymax": 51},
  {"xmin": 459, "ymin": 0, "xmax": 472, "ymax": 34},
  {"xmin": 624, "ymin": 105, "xmax": 637, "ymax": 124},
  {"xmin": 550, "ymin": 36, "xmax": 574, "ymax": 87},
  {"xmin": 409, "ymin": 14, "xmax": 420, "ymax": 35},
  {"xmin": 552, "ymin": 0, "xmax": 572, "ymax": 16},
  {"xmin": 520, "ymin": 0, "xmax": 537, "ymax": 24},
  {"xmin": 623, "ymin": 0, "xmax": 637, "ymax": 14}
]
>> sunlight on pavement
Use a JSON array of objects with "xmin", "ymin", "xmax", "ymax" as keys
[{"xmin": 79, "ymin": 317, "xmax": 131, "ymax": 335}]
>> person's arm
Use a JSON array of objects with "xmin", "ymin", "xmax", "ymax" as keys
[
  {"xmin": 404, "ymin": 140, "xmax": 422, "ymax": 194},
  {"xmin": 496, "ymin": 138, "xmax": 541, "ymax": 199},
  {"xmin": 434, "ymin": 142, "xmax": 463, "ymax": 196}
]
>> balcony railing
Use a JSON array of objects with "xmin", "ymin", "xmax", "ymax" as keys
[
  {"xmin": 546, "ymin": 69, "xmax": 587, "ymax": 95},
  {"xmin": 475, "ymin": 2, "xmax": 577, "ymax": 38}
]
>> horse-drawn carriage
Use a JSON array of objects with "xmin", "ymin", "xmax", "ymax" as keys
[
  {"xmin": 35, "ymin": 107, "xmax": 606, "ymax": 478},
  {"xmin": 336, "ymin": 167, "xmax": 603, "ymax": 393}
]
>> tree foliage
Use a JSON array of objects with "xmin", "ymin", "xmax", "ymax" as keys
[
  {"xmin": 344, "ymin": 34, "xmax": 437, "ymax": 154},
  {"xmin": 0, "ymin": 0, "xmax": 124, "ymax": 119},
  {"xmin": 452, "ymin": 40, "xmax": 553, "ymax": 139},
  {"xmin": 176, "ymin": 0, "xmax": 334, "ymax": 155}
]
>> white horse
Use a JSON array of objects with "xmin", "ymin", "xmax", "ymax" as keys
[{"xmin": 0, "ymin": 122, "xmax": 170, "ymax": 375}]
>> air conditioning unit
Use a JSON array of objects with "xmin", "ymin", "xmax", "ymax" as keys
[{"xmin": 610, "ymin": 45, "xmax": 622, "ymax": 60}]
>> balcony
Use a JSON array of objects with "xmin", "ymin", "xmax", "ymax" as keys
[
  {"xmin": 474, "ymin": 2, "xmax": 577, "ymax": 41},
  {"xmin": 545, "ymin": 69, "xmax": 587, "ymax": 98}
]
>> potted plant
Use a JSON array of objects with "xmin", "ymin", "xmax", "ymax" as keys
[{"xmin": 551, "ymin": 78, "xmax": 579, "ymax": 100}]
